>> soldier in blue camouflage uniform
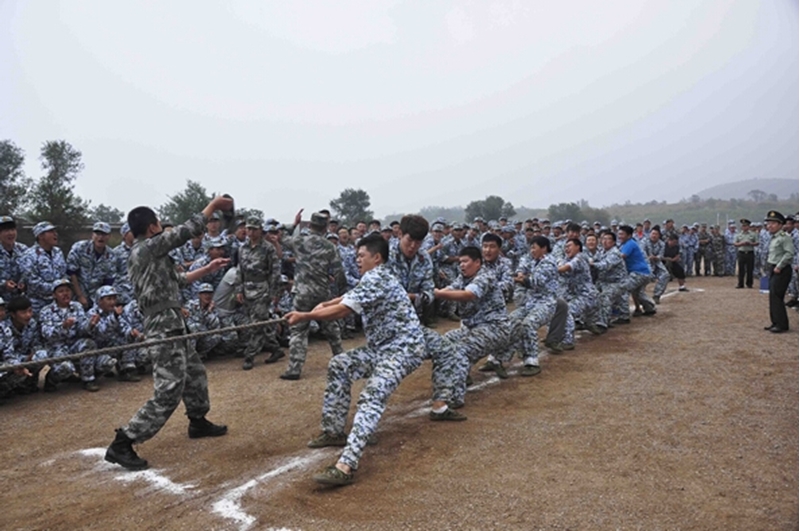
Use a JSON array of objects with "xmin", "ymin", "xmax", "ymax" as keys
[
  {"xmin": 87, "ymin": 285, "xmax": 141, "ymax": 385},
  {"xmin": 590, "ymin": 232, "xmax": 630, "ymax": 325},
  {"xmin": 104, "ymin": 197, "xmax": 232, "ymax": 471},
  {"xmin": 280, "ymin": 211, "xmax": 346, "ymax": 380},
  {"xmin": 180, "ymin": 233, "xmax": 205, "ymax": 270},
  {"xmin": 1, "ymin": 297, "xmax": 42, "ymax": 397},
  {"xmin": 724, "ymin": 222, "xmax": 737, "ymax": 276},
  {"xmin": 0, "ymin": 216, "xmax": 28, "ymax": 300},
  {"xmin": 504, "ymin": 236, "xmax": 560, "ymax": 375},
  {"xmin": 38, "ymin": 279, "xmax": 97, "ymax": 391},
  {"xmin": 66, "ymin": 221, "xmax": 117, "ymax": 309},
  {"xmin": 186, "ymin": 283, "xmax": 231, "ymax": 359},
  {"xmin": 237, "ymin": 217, "xmax": 283, "ymax": 370},
  {"xmin": 679, "ymin": 225, "xmax": 698, "ymax": 277},
  {"xmin": 438, "ymin": 223, "xmax": 466, "ymax": 319},
  {"xmin": 481, "ymin": 233, "xmax": 514, "ymax": 302},
  {"xmin": 437, "ymin": 245, "xmax": 511, "ymax": 401},
  {"xmin": 182, "ymin": 237, "xmax": 228, "ymax": 302},
  {"xmin": 387, "ymin": 215, "xmax": 435, "ymax": 323},
  {"xmin": 20, "ymin": 222, "xmax": 68, "ymax": 313},
  {"xmin": 121, "ymin": 298, "xmax": 149, "ymax": 370},
  {"xmin": 113, "ymin": 223, "xmax": 136, "ymax": 304},
  {"xmin": 558, "ymin": 238, "xmax": 604, "ymax": 333},
  {"xmin": 285, "ymin": 234, "xmax": 425, "ymax": 486},
  {"xmin": 642, "ymin": 228, "xmax": 669, "ymax": 303}
]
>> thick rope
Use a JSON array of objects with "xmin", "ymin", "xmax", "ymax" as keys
[{"xmin": 0, "ymin": 317, "xmax": 286, "ymax": 373}]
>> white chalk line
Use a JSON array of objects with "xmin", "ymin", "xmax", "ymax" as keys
[{"xmin": 76, "ymin": 448, "xmax": 197, "ymax": 496}]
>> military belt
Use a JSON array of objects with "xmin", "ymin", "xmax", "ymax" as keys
[{"xmin": 140, "ymin": 300, "xmax": 183, "ymax": 318}]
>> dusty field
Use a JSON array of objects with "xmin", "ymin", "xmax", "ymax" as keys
[{"xmin": 1, "ymin": 276, "xmax": 797, "ymax": 531}]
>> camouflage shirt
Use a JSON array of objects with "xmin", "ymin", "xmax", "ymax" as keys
[
  {"xmin": 561, "ymin": 254, "xmax": 597, "ymax": 298},
  {"xmin": 185, "ymin": 299, "xmax": 222, "ymax": 334},
  {"xmin": 3, "ymin": 318, "xmax": 43, "ymax": 364},
  {"xmin": 482, "ymin": 256, "xmax": 514, "ymax": 296},
  {"xmin": 641, "ymin": 238, "xmax": 667, "ymax": 273},
  {"xmin": 87, "ymin": 306, "xmax": 132, "ymax": 347},
  {"xmin": 283, "ymin": 229, "xmax": 345, "ymax": 301},
  {"xmin": 112, "ymin": 242, "xmax": 135, "ymax": 304},
  {"xmin": 447, "ymin": 266, "xmax": 508, "ymax": 328},
  {"xmin": 66, "ymin": 240, "xmax": 117, "ymax": 301},
  {"xmin": 341, "ymin": 264, "xmax": 424, "ymax": 353},
  {"xmin": 235, "ymin": 239, "xmax": 281, "ymax": 300},
  {"xmin": 0, "ymin": 241, "xmax": 28, "ymax": 297},
  {"xmin": 129, "ymin": 213, "xmax": 207, "ymax": 334},
  {"xmin": 20, "ymin": 244, "xmax": 67, "ymax": 307},
  {"xmin": 387, "ymin": 239, "xmax": 435, "ymax": 303},
  {"xmin": 522, "ymin": 254, "xmax": 559, "ymax": 307},
  {"xmin": 39, "ymin": 301, "xmax": 92, "ymax": 348},
  {"xmin": 592, "ymin": 247, "xmax": 628, "ymax": 283}
]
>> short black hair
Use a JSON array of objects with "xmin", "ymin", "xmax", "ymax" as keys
[
  {"xmin": 6, "ymin": 296, "xmax": 31, "ymax": 313},
  {"xmin": 618, "ymin": 225, "xmax": 634, "ymax": 236},
  {"xmin": 531, "ymin": 236, "xmax": 551, "ymax": 252},
  {"xmin": 389, "ymin": 221, "xmax": 399, "ymax": 227},
  {"xmin": 667, "ymin": 234, "xmax": 679, "ymax": 242},
  {"xmin": 369, "ymin": 219, "xmax": 381, "ymax": 227},
  {"xmin": 566, "ymin": 223, "xmax": 581, "ymax": 234},
  {"xmin": 481, "ymin": 233, "xmax": 502, "ymax": 247},
  {"xmin": 602, "ymin": 231, "xmax": 617, "ymax": 242},
  {"xmin": 650, "ymin": 226, "xmax": 662, "ymax": 235},
  {"xmin": 128, "ymin": 207, "xmax": 159, "ymax": 238},
  {"xmin": 458, "ymin": 246, "xmax": 482, "ymax": 263},
  {"xmin": 399, "ymin": 214, "xmax": 429, "ymax": 241},
  {"xmin": 567, "ymin": 237, "xmax": 583, "ymax": 251},
  {"xmin": 357, "ymin": 233, "xmax": 389, "ymax": 263}
]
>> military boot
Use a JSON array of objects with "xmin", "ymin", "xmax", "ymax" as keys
[
  {"xmin": 105, "ymin": 429, "xmax": 148, "ymax": 470},
  {"xmin": 188, "ymin": 417, "xmax": 228, "ymax": 439}
]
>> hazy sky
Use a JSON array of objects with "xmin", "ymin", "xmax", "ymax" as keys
[{"xmin": 1, "ymin": 1, "xmax": 797, "ymax": 222}]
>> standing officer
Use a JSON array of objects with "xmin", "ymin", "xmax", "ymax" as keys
[
  {"xmin": 763, "ymin": 211, "xmax": 794, "ymax": 333},
  {"xmin": 734, "ymin": 219, "xmax": 758, "ymax": 289}
]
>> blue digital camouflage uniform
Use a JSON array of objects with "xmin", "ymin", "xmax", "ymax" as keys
[
  {"xmin": 180, "ymin": 240, "xmax": 205, "ymax": 268},
  {"xmin": 419, "ymin": 327, "xmax": 468, "ymax": 406},
  {"xmin": 0, "ymin": 320, "xmax": 30, "ymax": 397},
  {"xmin": 387, "ymin": 239, "xmax": 435, "ymax": 317},
  {"xmin": 113, "ymin": 242, "xmax": 135, "ymax": 304},
  {"xmin": 679, "ymin": 231, "xmax": 698, "ymax": 276},
  {"xmin": 39, "ymin": 300, "xmax": 97, "ymax": 383},
  {"xmin": 591, "ymin": 246, "xmax": 629, "ymax": 325},
  {"xmin": 185, "ymin": 296, "xmax": 232, "ymax": 358},
  {"xmin": 337, "ymin": 243, "xmax": 360, "ymax": 289},
  {"xmin": 182, "ymin": 253, "xmax": 227, "ymax": 302},
  {"xmin": 641, "ymin": 238, "xmax": 669, "ymax": 298},
  {"xmin": 724, "ymin": 227, "xmax": 737, "ymax": 275},
  {"xmin": 320, "ymin": 264, "xmax": 425, "ymax": 470},
  {"xmin": 483, "ymin": 256, "xmax": 514, "ymax": 302},
  {"xmin": 505, "ymin": 253, "xmax": 560, "ymax": 366},
  {"xmin": 442, "ymin": 265, "xmax": 511, "ymax": 404},
  {"xmin": 282, "ymin": 226, "xmax": 346, "ymax": 375},
  {"xmin": 66, "ymin": 240, "xmax": 117, "ymax": 304},
  {"xmin": 121, "ymin": 213, "xmax": 213, "ymax": 444},
  {"xmin": 87, "ymin": 302, "xmax": 140, "ymax": 374},
  {"xmin": 560, "ymin": 253, "xmax": 601, "ymax": 326},
  {"xmin": 513, "ymin": 252, "xmax": 533, "ymax": 307},
  {"xmin": 20, "ymin": 244, "xmax": 68, "ymax": 313},
  {"xmin": 0, "ymin": 241, "xmax": 28, "ymax": 299}
]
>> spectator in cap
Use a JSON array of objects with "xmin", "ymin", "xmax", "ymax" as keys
[
  {"xmin": 0, "ymin": 215, "xmax": 28, "ymax": 299},
  {"xmin": 184, "ymin": 237, "xmax": 229, "ymax": 302},
  {"xmin": 38, "ymin": 279, "xmax": 99, "ymax": 391},
  {"xmin": 202, "ymin": 212, "xmax": 223, "ymax": 250},
  {"xmin": 185, "ymin": 283, "xmax": 230, "ymax": 360},
  {"xmin": 678, "ymin": 224, "xmax": 698, "ymax": 276},
  {"xmin": 66, "ymin": 221, "xmax": 117, "ymax": 309},
  {"xmin": 764, "ymin": 211, "xmax": 794, "ymax": 332},
  {"xmin": 380, "ymin": 226, "xmax": 393, "ymax": 242},
  {"xmin": 86, "ymin": 285, "xmax": 142, "ymax": 388},
  {"xmin": 278, "ymin": 209, "xmax": 345, "ymax": 380},
  {"xmin": 19, "ymin": 222, "xmax": 67, "ymax": 313},
  {"xmin": 236, "ymin": 215, "xmax": 283, "ymax": 370},
  {"xmin": 389, "ymin": 220, "xmax": 401, "ymax": 242}
]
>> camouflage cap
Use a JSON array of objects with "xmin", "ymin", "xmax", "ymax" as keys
[
  {"xmin": 92, "ymin": 221, "xmax": 111, "ymax": 234},
  {"xmin": 501, "ymin": 226, "xmax": 515, "ymax": 234},
  {"xmin": 266, "ymin": 223, "xmax": 281, "ymax": 233},
  {"xmin": 51, "ymin": 278, "xmax": 72, "ymax": 292},
  {"xmin": 33, "ymin": 221, "xmax": 56, "ymax": 237},
  {"xmin": 0, "ymin": 215, "xmax": 16, "ymax": 229},
  {"xmin": 120, "ymin": 222, "xmax": 131, "ymax": 235},
  {"xmin": 381, "ymin": 225, "xmax": 392, "ymax": 233},
  {"xmin": 326, "ymin": 232, "xmax": 339, "ymax": 240},
  {"xmin": 206, "ymin": 237, "xmax": 227, "ymax": 248},
  {"xmin": 95, "ymin": 285, "xmax": 118, "ymax": 300},
  {"xmin": 197, "ymin": 283, "xmax": 215, "ymax": 293},
  {"xmin": 265, "ymin": 217, "xmax": 278, "ymax": 226},
  {"xmin": 246, "ymin": 217, "xmax": 263, "ymax": 230},
  {"xmin": 310, "ymin": 212, "xmax": 329, "ymax": 228},
  {"xmin": 431, "ymin": 223, "xmax": 444, "ymax": 232}
]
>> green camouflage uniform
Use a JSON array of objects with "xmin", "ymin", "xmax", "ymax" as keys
[{"xmin": 236, "ymin": 238, "xmax": 282, "ymax": 362}]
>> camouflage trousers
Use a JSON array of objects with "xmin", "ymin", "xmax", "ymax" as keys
[
  {"xmin": 220, "ymin": 310, "xmax": 249, "ymax": 351},
  {"xmin": 288, "ymin": 295, "xmax": 343, "ymax": 373},
  {"xmin": 651, "ymin": 266, "xmax": 670, "ymax": 298},
  {"xmin": 712, "ymin": 251, "xmax": 725, "ymax": 276},
  {"xmin": 321, "ymin": 341, "xmax": 424, "ymax": 470},
  {"xmin": 622, "ymin": 272, "xmax": 655, "ymax": 313},
  {"xmin": 682, "ymin": 249, "xmax": 695, "ymax": 276},
  {"xmin": 35, "ymin": 341, "xmax": 94, "ymax": 382},
  {"xmin": 695, "ymin": 247, "xmax": 712, "ymax": 275},
  {"xmin": 98, "ymin": 338, "xmax": 142, "ymax": 372},
  {"xmin": 191, "ymin": 334, "xmax": 221, "ymax": 358},
  {"xmin": 123, "ymin": 328, "xmax": 210, "ymax": 443},
  {"xmin": 567, "ymin": 291, "xmax": 601, "ymax": 327},
  {"xmin": 505, "ymin": 299, "xmax": 557, "ymax": 366},
  {"xmin": 72, "ymin": 338, "xmax": 115, "ymax": 382},
  {"xmin": 596, "ymin": 280, "xmax": 628, "ymax": 326},
  {"xmin": 445, "ymin": 320, "xmax": 510, "ymax": 404},
  {"xmin": 242, "ymin": 297, "xmax": 281, "ymax": 362},
  {"xmin": 789, "ymin": 266, "xmax": 798, "ymax": 300},
  {"xmin": 420, "ymin": 328, "xmax": 469, "ymax": 404},
  {"xmin": 725, "ymin": 248, "xmax": 737, "ymax": 275}
]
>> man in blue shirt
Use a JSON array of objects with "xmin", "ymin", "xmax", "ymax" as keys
[{"xmin": 617, "ymin": 225, "xmax": 657, "ymax": 316}]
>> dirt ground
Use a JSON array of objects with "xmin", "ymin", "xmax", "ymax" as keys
[{"xmin": 1, "ymin": 276, "xmax": 797, "ymax": 531}]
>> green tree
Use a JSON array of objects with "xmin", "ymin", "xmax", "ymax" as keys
[
  {"xmin": 419, "ymin": 205, "xmax": 464, "ymax": 224},
  {"xmin": 28, "ymin": 140, "xmax": 90, "ymax": 244},
  {"xmin": 0, "ymin": 140, "xmax": 31, "ymax": 216},
  {"xmin": 329, "ymin": 188, "xmax": 374, "ymax": 227},
  {"xmin": 747, "ymin": 189, "xmax": 766, "ymax": 202},
  {"xmin": 547, "ymin": 202, "xmax": 582, "ymax": 222},
  {"xmin": 464, "ymin": 195, "xmax": 516, "ymax": 222},
  {"xmin": 89, "ymin": 203, "xmax": 125, "ymax": 223},
  {"xmin": 237, "ymin": 208, "xmax": 265, "ymax": 223},
  {"xmin": 158, "ymin": 180, "xmax": 212, "ymax": 224},
  {"xmin": 581, "ymin": 206, "xmax": 611, "ymax": 226}
]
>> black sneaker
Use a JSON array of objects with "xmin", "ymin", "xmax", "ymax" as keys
[
  {"xmin": 83, "ymin": 380, "xmax": 100, "ymax": 392},
  {"xmin": 520, "ymin": 364, "xmax": 542, "ymax": 377},
  {"xmin": 279, "ymin": 369, "xmax": 301, "ymax": 381},
  {"xmin": 307, "ymin": 432, "xmax": 348, "ymax": 448},
  {"xmin": 105, "ymin": 429, "xmax": 148, "ymax": 470},
  {"xmin": 188, "ymin": 417, "xmax": 228, "ymax": 439}
]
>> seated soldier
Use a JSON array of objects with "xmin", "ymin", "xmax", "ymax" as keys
[
  {"xmin": 122, "ymin": 298, "xmax": 150, "ymax": 372},
  {"xmin": 186, "ymin": 283, "xmax": 232, "ymax": 359},
  {"xmin": 183, "ymin": 237, "xmax": 229, "ymax": 303},
  {"xmin": 87, "ymin": 286, "xmax": 139, "ymax": 388},
  {"xmin": 2, "ymin": 296, "xmax": 47, "ymax": 396},
  {"xmin": 0, "ymin": 297, "xmax": 34, "ymax": 398},
  {"xmin": 38, "ymin": 279, "xmax": 98, "ymax": 391}
]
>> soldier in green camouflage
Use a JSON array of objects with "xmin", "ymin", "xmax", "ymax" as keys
[
  {"xmin": 280, "ymin": 210, "xmax": 346, "ymax": 380},
  {"xmin": 710, "ymin": 225, "xmax": 726, "ymax": 276},
  {"xmin": 237, "ymin": 217, "xmax": 283, "ymax": 370},
  {"xmin": 104, "ymin": 196, "xmax": 233, "ymax": 471}
]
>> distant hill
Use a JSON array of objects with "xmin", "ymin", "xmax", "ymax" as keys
[{"xmin": 696, "ymin": 178, "xmax": 798, "ymax": 201}]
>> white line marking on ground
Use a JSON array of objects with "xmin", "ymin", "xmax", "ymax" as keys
[
  {"xmin": 77, "ymin": 448, "xmax": 197, "ymax": 496},
  {"xmin": 211, "ymin": 454, "xmax": 328, "ymax": 531}
]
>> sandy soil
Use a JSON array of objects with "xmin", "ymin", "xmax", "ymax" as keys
[{"xmin": 1, "ymin": 276, "xmax": 797, "ymax": 531}]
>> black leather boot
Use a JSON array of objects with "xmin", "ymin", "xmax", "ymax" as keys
[
  {"xmin": 105, "ymin": 429, "xmax": 148, "ymax": 470},
  {"xmin": 188, "ymin": 417, "xmax": 228, "ymax": 439}
]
